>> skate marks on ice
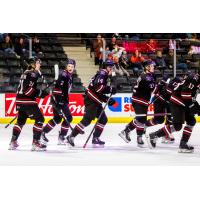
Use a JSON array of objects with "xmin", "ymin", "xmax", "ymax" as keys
[{"xmin": 1, "ymin": 124, "xmax": 200, "ymax": 165}]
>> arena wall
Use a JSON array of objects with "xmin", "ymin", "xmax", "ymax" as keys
[{"xmin": 0, "ymin": 93, "xmax": 200, "ymax": 124}]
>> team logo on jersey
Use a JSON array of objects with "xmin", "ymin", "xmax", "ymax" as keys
[{"xmin": 108, "ymin": 97, "xmax": 122, "ymax": 112}]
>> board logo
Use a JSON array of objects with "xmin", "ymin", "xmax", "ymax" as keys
[{"xmin": 108, "ymin": 97, "xmax": 122, "ymax": 112}]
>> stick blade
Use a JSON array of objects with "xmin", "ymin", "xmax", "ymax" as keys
[{"xmin": 54, "ymin": 64, "xmax": 59, "ymax": 80}]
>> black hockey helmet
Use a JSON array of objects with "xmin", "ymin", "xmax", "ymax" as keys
[{"xmin": 27, "ymin": 56, "xmax": 41, "ymax": 65}]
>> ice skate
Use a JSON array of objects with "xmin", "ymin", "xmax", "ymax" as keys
[
  {"xmin": 137, "ymin": 136, "xmax": 145, "ymax": 148},
  {"xmin": 58, "ymin": 132, "xmax": 66, "ymax": 145},
  {"xmin": 8, "ymin": 140, "xmax": 19, "ymax": 150},
  {"xmin": 146, "ymin": 132, "xmax": 157, "ymax": 149},
  {"xmin": 92, "ymin": 137, "xmax": 105, "ymax": 148},
  {"xmin": 118, "ymin": 130, "xmax": 131, "ymax": 143},
  {"xmin": 41, "ymin": 132, "xmax": 49, "ymax": 144},
  {"xmin": 66, "ymin": 135, "xmax": 75, "ymax": 147},
  {"xmin": 31, "ymin": 140, "xmax": 47, "ymax": 151},
  {"xmin": 178, "ymin": 141, "xmax": 194, "ymax": 153}
]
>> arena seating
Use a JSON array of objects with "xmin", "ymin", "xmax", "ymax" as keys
[
  {"xmin": 1, "ymin": 33, "xmax": 200, "ymax": 94},
  {"xmin": 0, "ymin": 33, "xmax": 85, "ymax": 93}
]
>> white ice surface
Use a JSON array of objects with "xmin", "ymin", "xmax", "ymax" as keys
[{"xmin": 0, "ymin": 123, "xmax": 200, "ymax": 165}]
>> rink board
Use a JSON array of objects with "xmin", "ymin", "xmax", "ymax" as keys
[{"xmin": 0, "ymin": 93, "xmax": 200, "ymax": 123}]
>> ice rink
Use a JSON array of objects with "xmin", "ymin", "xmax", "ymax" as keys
[{"xmin": 1, "ymin": 123, "xmax": 200, "ymax": 165}]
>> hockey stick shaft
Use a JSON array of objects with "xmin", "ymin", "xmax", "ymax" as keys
[
  {"xmin": 4, "ymin": 116, "xmax": 17, "ymax": 128},
  {"xmin": 130, "ymin": 112, "xmax": 171, "ymax": 117},
  {"xmin": 83, "ymin": 94, "xmax": 113, "ymax": 148},
  {"xmin": 51, "ymin": 95, "xmax": 74, "ymax": 132}
]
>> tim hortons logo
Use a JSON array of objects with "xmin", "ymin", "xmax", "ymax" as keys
[{"xmin": 5, "ymin": 94, "xmax": 85, "ymax": 117}]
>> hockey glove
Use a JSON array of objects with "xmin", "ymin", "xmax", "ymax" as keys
[
  {"xmin": 108, "ymin": 98, "xmax": 116, "ymax": 106},
  {"xmin": 37, "ymin": 89, "xmax": 49, "ymax": 98},
  {"xmin": 188, "ymin": 102, "xmax": 200, "ymax": 116},
  {"xmin": 110, "ymin": 87, "xmax": 117, "ymax": 95},
  {"xmin": 194, "ymin": 101, "xmax": 200, "ymax": 116}
]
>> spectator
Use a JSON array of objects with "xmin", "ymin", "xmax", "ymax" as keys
[
  {"xmin": 130, "ymin": 49, "xmax": 145, "ymax": 75},
  {"xmin": 165, "ymin": 49, "xmax": 188, "ymax": 71},
  {"xmin": 112, "ymin": 33, "xmax": 122, "ymax": 40},
  {"xmin": 111, "ymin": 44, "xmax": 124, "ymax": 58},
  {"xmin": 112, "ymin": 56, "xmax": 130, "ymax": 77},
  {"xmin": 0, "ymin": 34, "xmax": 15, "ymax": 54},
  {"xmin": 105, "ymin": 46, "xmax": 112, "ymax": 60},
  {"xmin": 190, "ymin": 33, "xmax": 199, "ymax": 41},
  {"xmin": 188, "ymin": 45, "xmax": 200, "ymax": 55},
  {"xmin": 154, "ymin": 50, "xmax": 167, "ymax": 70},
  {"xmin": 14, "ymin": 36, "xmax": 29, "ymax": 57},
  {"xmin": 32, "ymin": 36, "xmax": 42, "ymax": 55},
  {"xmin": 108, "ymin": 36, "xmax": 118, "ymax": 51},
  {"xmin": 145, "ymin": 39, "xmax": 157, "ymax": 54},
  {"xmin": 93, "ymin": 34, "xmax": 103, "ymax": 65},
  {"xmin": 119, "ymin": 51, "xmax": 129, "ymax": 69}
]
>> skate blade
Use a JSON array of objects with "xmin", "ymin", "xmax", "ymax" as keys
[
  {"xmin": 178, "ymin": 149, "xmax": 194, "ymax": 153},
  {"xmin": 8, "ymin": 147, "xmax": 18, "ymax": 150},
  {"xmin": 137, "ymin": 144, "xmax": 145, "ymax": 148},
  {"xmin": 57, "ymin": 142, "xmax": 66, "ymax": 146},
  {"xmin": 118, "ymin": 133, "xmax": 130, "ymax": 143},
  {"xmin": 92, "ymin": 144, "xmax": 104, "ymax": 148},
  {"xmin": 66, "ymin": 142, "xmax": 75, "ymax": 148},
  {"xmin": 161, "ymin": 140, "xmax": 175, "ymax": 144},
  {"xmin": 145, "ymin": 135, "xmax": 154, "ymax": 149},
  {"xmin": 31, "ymin": 147, "xmax": 46, "ymax": 152}
]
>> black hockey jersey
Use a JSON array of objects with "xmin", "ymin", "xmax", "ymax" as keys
[
  {"xmin": 86, "ymin": 69, "xmax": 111, "ymax": 104},
  {"xmin": 170, "ymin": 73, "xmax": 200, "ymax": 107},
  {"xmin": 154, "ymin": 77, "xmax": 182, "ymax": 103},
  {"xmin": 16, "ymin": 69, "xmax": 41, "ymax": 105},
  {"xmin": 132, "ymin": 72, "xmax": 156, "ymax": 106},
  {"xmin": 52, "ymin": 70, "xmax": 72, "ymax": 104}
]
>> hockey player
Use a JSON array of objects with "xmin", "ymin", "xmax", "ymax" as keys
[
  {"xmin": 147, "ymin": 72, "xmax": 200, "ymax": 153},
  {"xmin": 9, "ymin": 57, "xmax": 48, "ymax": 151},
  {"xmin": 41, "ymin": 59, "xmax": 75, "ymax": 145},
  {"xmin": 119, "ymin": 60, "xmax": 156, "ymax": 147},
  {"xmin": 66, "ymin": 59, "xmax": 117, "ymax": 147},
  {"xmin": 145, "ymin": 75, "xmax": 182, "ymax": 143}
]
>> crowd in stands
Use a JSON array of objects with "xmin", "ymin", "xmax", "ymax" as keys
[
  {"xmin": 1, "ymin": 33, "xmax": 200, "ymax": 94},
  {"xmin": 89, "ymin": 33, "xmax": 200, "ymax": 78},
  {"xmin": 0, "ymin": 33, "xmax": 43, "ymax": 59}
]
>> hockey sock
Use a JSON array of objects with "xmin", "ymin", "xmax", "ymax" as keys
[
  {"xmin": 93, "ymin": 123, "xmax": 105, "ymax": 138},
  {"xmin": 137, "ymin": 130, "xmax": 145, "ymax": 136},
  {"xmin": 160, "ymin": 124, "xmax": 174, "ymax": 138},
  {"xmin": 12, "ymin": 124, "xmax": 23, "ymax": 141},
  {"xmin": 33, "ymin": 122, "xmax": 43, "ymax": 141},
  {"xmin": 181, "ymin": 125, "xmax": 193, "ymax": 143},
  {"xmin": 125, "ymin": 120, "xmax": 137, "ymax": 133},
  {"xmin": 71, "ymin": 122, "xmax": 85, "ymax": 137},
  {"xmin": 132, "ymin": 119, "xmax": 145, "ymax": 136},
  {"xmin": 43, "ymin": 119, "xmax": 57, "ymax": 134},
  {"xmin": 60, "ymin": 121, "xmax": 69, "ymax": 136}
]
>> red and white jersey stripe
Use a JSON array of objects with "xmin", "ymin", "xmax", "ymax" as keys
[{"xmin": 132, "ymin": 96, "xmax": 149, "ymax": 106}]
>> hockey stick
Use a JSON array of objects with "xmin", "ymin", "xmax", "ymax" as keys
[
  {"xmin": 38, "ymin": 64, "xmax": 59, "ymax": 90},
  {"xmin": 83, "ymin": 94, "xmax": 113, "ymax": 148},
  {"xmin": 4, "ymin": 116, "xmax": 18, "ymax": 128},
  {"xmin": 129, "ymin": 112, "xmax": 171, "ymax": 117},
  {"xmin": 50, "ymin": 95, "xmax": 74, "ymax": 132}
]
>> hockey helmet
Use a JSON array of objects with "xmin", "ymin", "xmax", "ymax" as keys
[
  {"xmin": 143, "ymin": 60, "xmax": 155, "ymax": 69},
  {"xmin": 104, "ymin": 59, "xmax": 114, "ymax": 68},
  {"xmin": 63, "ymin": 59, "xmax": 76, "ymax": 68},
  {"xmin": 27, "ymin": 57, "xmax": 41, "ymax": 65}
]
